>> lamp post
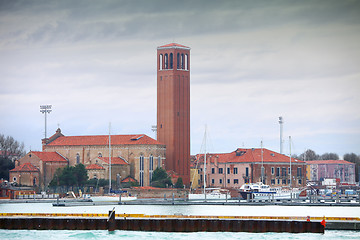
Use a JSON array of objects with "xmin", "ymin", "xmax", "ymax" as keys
[{"xmin": 40, "ymin": 105, "xmax": 52, "ymax": 139}]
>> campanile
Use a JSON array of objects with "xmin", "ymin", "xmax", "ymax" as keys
[{"xmin": 157, "ymin": 43, "xmax": 190, "ymax": 185}]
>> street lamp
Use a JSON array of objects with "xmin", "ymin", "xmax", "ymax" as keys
[{"xmin": 40, "ymin": 105, "xmax": 52, "ymax": 139}]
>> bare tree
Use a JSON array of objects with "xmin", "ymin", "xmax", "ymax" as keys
[
  {"xmin": 0, "ymin": 134, "xmax": 26, "ymax": 158},
  {"xmin": 299, "ymin": 149, "xmax": 320, "ymax": 161},
  {"xmin": 0, "ymin": 134, "xmax": 26, "ymax": 180},
  {"xmin": 320, "ymin": 152, "xmax": 339, "ymax": 160}
]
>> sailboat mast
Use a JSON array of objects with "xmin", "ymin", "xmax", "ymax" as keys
[
  {"xmin": 289, "ymin": 136, "xmax": 292, "ymax": 188},
  {"xmin": 109, "ymin": 123, "xmax": 112, "ymax": 193},
  {"xmin": 203, "ymin": 126, "xmax": 207, "ymax": 200},
  {"xmin": 261, "ymin": 140, "xmax": 264, "ymax": 183}
]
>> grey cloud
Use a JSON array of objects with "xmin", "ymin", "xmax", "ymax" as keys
[{"xmin": 2, "ymin": 0, "xmax": 359, "ymax": 47}]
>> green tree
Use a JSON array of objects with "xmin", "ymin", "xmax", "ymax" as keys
[
  {"xmin": 74, "ymin": 164, "xmax": 88, "ymax": 187},
  {"xmin": 174, "ymin": 177, "xmax": 184, "ymax": 188},
  {"xmin": 0, "ymin": 156, "xmax": 15, "ymax": 180},
  {"xmin": 49, "ymin": 164, "xmax": 88, "ymax": 189},
  {"xmin": 151, "ymin": 167, "xmax": 172, "ymax": 188}
]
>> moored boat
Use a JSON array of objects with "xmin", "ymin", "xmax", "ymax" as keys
[
  {"xmin": 90, "ymin": 193, "xmax": 137, "ymax": 202},
  {"xmin": 239, "ymin": 182, "xmax": 301, "ymax": 200},
  {"xmin": 188, "ymin": 188, "xmax": 229, "ymax": 201}
]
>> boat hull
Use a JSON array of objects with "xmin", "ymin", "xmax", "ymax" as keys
[
  {"xmin": 91, "ymin": 195, "xmax": 137, "ymax": 202},
  {"xmin": 188, "ymin": 193, "xmax": 228, "ymax": 200},
  {"xmin": 240, "ymin": 191, "xmax": 300, "ymax": 200}
]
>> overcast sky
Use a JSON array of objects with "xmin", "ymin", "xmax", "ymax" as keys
[{"xmin": 1, "ymin": 0, "xmax": 359, "ymax": 158}]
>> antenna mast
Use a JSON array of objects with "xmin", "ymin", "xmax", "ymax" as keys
[{"xmin": 279, "ymin": 116, "xmax": 284, "ymax": 154}]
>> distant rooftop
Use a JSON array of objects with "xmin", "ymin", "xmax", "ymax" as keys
[
  {"xmin": 157, "ymin": 43, "xmax": 190, "ymax": 50},
  {"xmin": 46, "ymin": 132, "xmax": 164, "ymax": 146}
]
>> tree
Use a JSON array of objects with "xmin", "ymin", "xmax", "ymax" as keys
[
  {"xmin": 0, "ymin": 134, "xmax": 26, "ymax": 180},
  {"xmin": 74, "ymin": 164, "xmax": 88, "ymax": 187},
  {"xmin": 0, "ymin": 156, "xmax": 15, "ymax": 180},
  {"xmin": 344, "ymin": 153, "xmax": 360, "ymax": 182},
  {"xmin": 174, "ymin": 177, "xmax": 184, "ymax": 188},
  {"xmin": 49, "ymin": 164, "xmax": 88, "ymax": 189},
  {"xmin": 151, "ymin": 167, "xmax": 172, "ymax": 188},
  {"xmin": 299, "ymin": 149, "xmax": 320, "ymax": 161},
  {"xmin": 320, "ymin": 153, "xmax": 339, "ymax": 160},
  {"xmin": 0, "ymin": 134, "xmax": 26, "ymax": 158}
]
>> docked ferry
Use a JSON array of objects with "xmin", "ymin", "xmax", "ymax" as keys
[{"xmin": 239, "ymin": 182, "xmax": 301, "ymax": 200}]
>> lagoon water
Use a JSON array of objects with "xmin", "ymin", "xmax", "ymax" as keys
[{"xmin": 0, "ymin": 202, "xmax": 359, "ymax": 239}]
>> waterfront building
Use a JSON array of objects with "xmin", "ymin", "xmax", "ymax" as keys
[
  {"xmin": 41, "ymin": 128, "xmax": 166, "ymax": 187},
  {"xmin": 10, "ymin": 151, "xmax": 68, "ymax": 189},
  {"xmin": 10, "ymin": 128, "xmax": 166, "ymax": 190},
  {"xmin": 306, "ymin": 159, "xmax": 356, "ymax": 185},
  {"xmin": 157, "ymin": 43, "xmax": 191, "ymax": 185},
  {"xmin": 192, "ymin": 148, "xmax": 306, "ymax": 189}
]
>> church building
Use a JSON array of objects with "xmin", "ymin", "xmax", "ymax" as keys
[{"xmin": 42, "ymin": 128, "xmax": 166, "ymax": 187}]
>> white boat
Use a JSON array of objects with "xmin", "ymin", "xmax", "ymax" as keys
[
  {"xmin": 188, "ymin": 188, "xmax": 229, "ymax": 200},
  {"xmin": 239, "ymin": 182, "xmax": 301, "ymax": 200},
  {"xmin": 91, "ymin": 194, "xmax": 137, "ymax": 202}
]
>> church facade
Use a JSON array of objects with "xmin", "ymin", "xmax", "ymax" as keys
[{"xmin": 42, "ymin": 128, "xmax": 166, "ymax": 187}]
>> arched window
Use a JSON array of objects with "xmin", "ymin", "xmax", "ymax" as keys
[
  {"xmin": 169, "ymin": 53, "xmax": 173, "ymax": 69},
  {"xmin": 181, "ymin": 53, "xmax": 184, "ymax": 69},
  {"xmin": 164, "ymin": 53, "xmax": 168, "ymax": 69},
  {"xmin": 76, "ymin": 153, "xmax": 80, "ymax": 165},
  {"xmin": 177, "ymin": 53, "xmax": 180, "ymax": 69},
  {"xmin": 98, "ymin": 152, "xmax": 102, "ymax": 158},
  {"xmin": 185, "ymin": 54, "xmax": 189, "ymax": 70},
  {"xmin": 149, "ymin": 155, "xmax": 154, "ymax": 183},
  {"xmin": 33, "ymin": 177, "xmax": 36, "ymax": 186},
  {"xmin": 139, "ymin": 154, "xmax": 144, "ymax": 186},
  {"xmin": 159, "ymin": 54, "xmax": 163, "ymax": 70}
]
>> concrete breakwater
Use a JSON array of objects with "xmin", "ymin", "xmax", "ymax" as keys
[{"xmin": 0, "ymin": 212, "xmax": 326, "ymax": 233}]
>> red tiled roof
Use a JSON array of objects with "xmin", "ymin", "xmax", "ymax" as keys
[
  {"xmin": 46, "ymin": 134, "xmax": 164, "ymax": 146},
  {"xmin": 306, "ymin": 160, "xmax": 354, "ymax": 165},
  {"xmin": 133, "ymin": 186, "xmax": 162, "ymax": 190},
  {"xmin": 10, "ymin": 163, "xmax": 39, "ymax": 172},
  {"xmin": 98, "ymin": 157, "xmax": 128, "ymax": 165},
  {"xmin": 86, "ymin": 164, "xmax": 105, "ymax": 170},
  {"xmin": 158, "ymin": 43, "xmax": 190, "ymax": 49},
  {"xmin": 121, "ymin": 176, "xmax": 137, "ymax": 183},
  {"xmin": 195, "ymin": 148, "xmax": 305, "ymax": 164},
  {"xmin": 31, "ymin": 151, "xmax": 68, "ymax": 162}
]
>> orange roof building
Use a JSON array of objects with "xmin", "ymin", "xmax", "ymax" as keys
[
  {"xmin": 191, "ymin": 148, "xmax": 307, "ymax": 189},
  {"xmin": 41, "ymin": 128, "xmax": 166, "ymax": 188},
  {"xmin": 10, "ymin": 151, "xmax": 68, "ymax": 189}
]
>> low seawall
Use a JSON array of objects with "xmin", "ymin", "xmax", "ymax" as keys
[{"xmin": 0, "ymin": 213, "xmax": 326, "ymax": 233}]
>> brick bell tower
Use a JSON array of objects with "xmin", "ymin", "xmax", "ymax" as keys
[{"xmin": 157, "ymin": 43, "xmax": 190, "ymax": 186}]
